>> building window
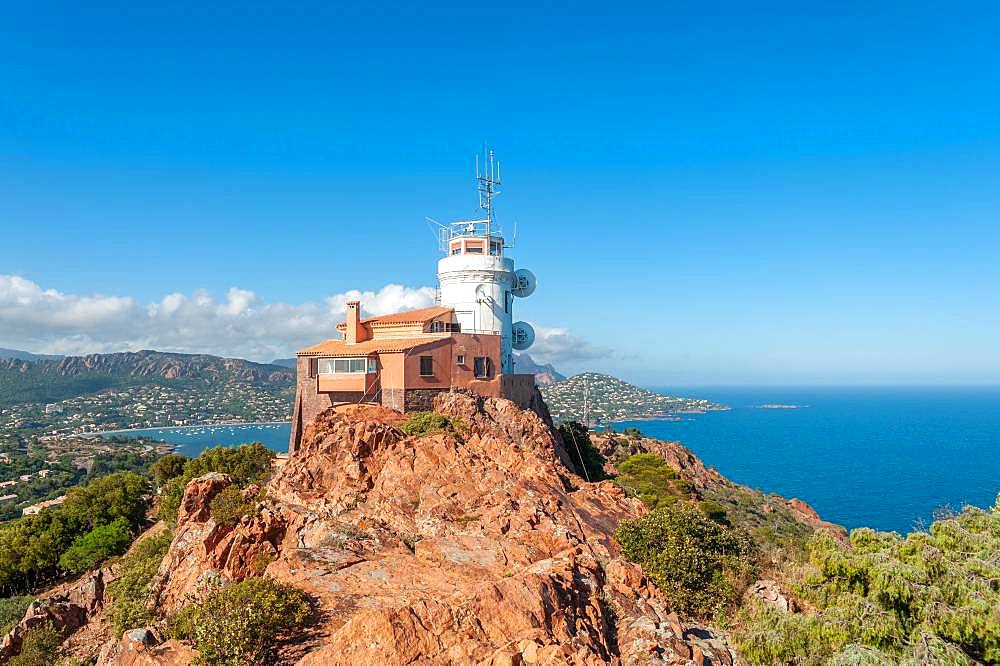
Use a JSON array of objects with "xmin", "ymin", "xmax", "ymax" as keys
[
  {"xmin": 430, "ymin": 320, "xmax": 462, "ymax": 333},
  {"xmin": 451, "ymin": 246, "xmax": 461, "ymax": 255},
  {"xmin": 456, "ymin": 354, "xmax": 465, "ymax": 365},
  {"xmin": 419, "ymin": 356, "xmax": 434, "ymax": 376},
  {"xmin": 466, "ymin": 245, "xmax": 483, "ymax": 254},
  {"xmin": 317, "ymin": 357, "xmax": 367, "ymax": 374},
  {"xmin": 490, "ymin": 241, "xmax": 501, "ymax": 255},
  {"xmin": 308, "ymin": 359, "xmax": 317, "ymax": 378},
  {"xmin": 367, "ymin": 357, "xmax": 378, "ymax": 373},
  {"xmin": 473, "ymin": 356, "xmax": 493, "ymax": 379}
]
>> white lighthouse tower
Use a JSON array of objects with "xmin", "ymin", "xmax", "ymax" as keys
[{"xmin": 435, "ymin": 149, "xmax": 536, "ymax": 373}]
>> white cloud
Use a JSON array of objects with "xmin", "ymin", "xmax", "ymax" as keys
[
  {"xmin": 0, "ymin": 275, "xmax": 439, "ymax": 362},
  {"xmin": 527, "ymin": 323, "xmax": 612, "ymax": 365},
  {"xmin": 0, "ymin": 275, "xmax": 606, "ymax": 367}
]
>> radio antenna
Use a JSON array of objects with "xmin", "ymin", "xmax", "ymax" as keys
[{"xmin": 476, "ymin": 147, "xmax": 502, "ymax": 241}]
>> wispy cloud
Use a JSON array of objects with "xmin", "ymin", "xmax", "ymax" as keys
[
  {"xmin": 528, "ymin": 323, "xmax": 612, "ymax": 363},
  {"xmin": 0, "ymin": 275, "xmax": 606, "ymax": 367}
]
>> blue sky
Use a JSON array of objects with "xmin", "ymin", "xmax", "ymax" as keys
[{"xmin": 2, "ymin": 2, "xmax": 999, "ymax": 384}]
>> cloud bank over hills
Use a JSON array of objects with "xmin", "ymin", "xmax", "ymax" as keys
[{"xmin": 0, "ymin": 275, "xmax": 608, "ymax": 367}]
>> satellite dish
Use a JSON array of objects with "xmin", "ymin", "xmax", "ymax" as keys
[
  {"xmin": 511, "ymin": 321, "xmax": 535, "ymax": 350},
  {"xmin": 511, "ymin": 269, "xmax": 536, "ymax": 298}
]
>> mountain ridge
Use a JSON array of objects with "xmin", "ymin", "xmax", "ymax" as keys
[{"xmin": 0, "ymin": 350, "xmax": 294, "ymax": 407}]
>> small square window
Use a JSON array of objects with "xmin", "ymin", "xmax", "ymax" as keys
[
  {"xmin": 473, "ymin": 356, "xmax": 492, "ymax": 379},
  {"xmin": 419, "ymin": 356, "xmax": 434, "ymax": 376},
  {"xmin": 456, "ymin": 355, "xmax": 465, "ymax": 365}
]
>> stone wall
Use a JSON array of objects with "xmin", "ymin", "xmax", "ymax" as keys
[
  {"xmin": 404, "ymin": 388, "xmax": 449, "ymax": 412},
  {"xmin": 381, "ymin": 387, "xmax": 404, "ymax": 412},
  {"xmin": 501, "ymin": 374, "xmax": 538, "ymax": 410}
]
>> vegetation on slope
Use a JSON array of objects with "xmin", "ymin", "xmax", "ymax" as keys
[
  {"xmin": 734, "ymin": 499, "xmax": 1000, "ymax": 664},
  {"xmin": 154, "ymin": 443, "xmax": 275, "ymax": 526},
  {"xmin": 613, "ymin": 453, "xmax": 691, "ymax": 509},
  {"xmin": 0, "ymin": 595, "xmax": 33, "ymax": 634},
  {"xmin": 557, "ymin": 421, "xmax": 608, "ymax": 481},
  {"xmin": 398, "ymin": 411, "xmax": 465, "ymax": 438},
  {"xmin": 0, "ymin": 472, "xmax": 149, "ymax": 594},
  {"xmin": 107, "ymin": 529, "xmax": 173, "ymax": 634},
  {"xmin": 593, "ymin": 425, "xmax": 1000, "ymax": 664},
  {"xmin": 0, "ymin": 439, "xmax": 157, "ymax": 523},
  {"xmin": 616, "ymin": 503, "xmax": 759, "ymax": 618},
  {"xmin": 166, "ymin": 577, "xmax": 311, "ymax": 666}
]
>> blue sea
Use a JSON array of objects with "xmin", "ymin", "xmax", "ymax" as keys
[
  {"xmin": 112, "ymin": 387, "xmax": 1000, "ymax": 535},
  {"xmin": 108, "ymin": 422, "xmax": 292, "ymax": 458},
  {"xmin": 613, "ymin": 386, "xmax": 1000, "ymax": 534}
]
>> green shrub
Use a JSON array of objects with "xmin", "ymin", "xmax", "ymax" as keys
[
  {"xmin": 557, "ymin": 421, "xmax": 607, "ymax": 481},
  {"xmin": 182, "ymin": 444, "xmax": 274, "ymax": 487},
  {"xmin": 0, "ymin": 595, "xmax": 33, "ymax": 634},
  {"xmin": 106, "ymin": 529, "xmax": 172, "ymax": 634},
  {"xmin": 733, "ymin": 497, "xmax": 1000, "ymax": 664},
  {"xmin": 58, "ymin": 517, "xmax": 132, "ymax": 573},
  {"xmin": 183, "ymin": 577, "xmax": 310, "ymax": 665},
  {"xmin": 151, "ymin": 453, "xmax": 189, "ymax": 486},
  {"xmin": 614, "ymin": 453, "xmax": 688, "ymax": 508},
  {"xmin": 615, "ymin": 502, "xmax": 759, "ymax": 617},
  {"xmin": 9, "ymin": 624, "xmax": 62, "ymax": 666},
  {"xmin": 398, "ymin": 412, "xmax": 461, "ymax": 437},
  {"xmin": 623, "ymin": 427, "xmax": 643, "ymax": 439},
  {"xmin": 699, "ymin": 500, "xmax": 729, "ymax": 524},
  {"xmin": 209, "ymin": 486, "xmax": 257, "ymax": 527}
]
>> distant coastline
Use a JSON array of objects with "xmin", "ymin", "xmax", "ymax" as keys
[{"xmin": 85, "ymin": 420, "xmax": 292, "ymax": 438}]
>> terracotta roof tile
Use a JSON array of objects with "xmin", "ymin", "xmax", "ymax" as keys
[
  {"xmin": 297, "ymin": 336, "xmax": 447, "ymax": 357},
  {"xmin": 336, "ymin": 306, "xmax": 454, "ymax": 330}
]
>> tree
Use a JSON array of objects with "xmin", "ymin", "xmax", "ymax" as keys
[
  {"xmin": 58, "ymin": 517, "xmax": 132, "ymax": 573},
  {"xmin": 151, "ymin": 453, "xmax": 188, "ymax": 486},
  {"xmin": 61, "ymin": 472, "xmax": 149, "ymax": 532}
]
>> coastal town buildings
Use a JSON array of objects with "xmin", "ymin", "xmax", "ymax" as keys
[{"xmin": 289, "ymin": 151, "xmax": 538, "ymax": 453}]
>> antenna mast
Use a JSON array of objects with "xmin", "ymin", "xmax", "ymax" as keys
[{"xmin": 476, "ymin": 148, "xmax": 502, "ymax": 242}]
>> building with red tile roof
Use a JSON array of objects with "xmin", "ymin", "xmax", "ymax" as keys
[{"xmin": 288, "ymin": 151, "xmax": 539, "ymax": 453}]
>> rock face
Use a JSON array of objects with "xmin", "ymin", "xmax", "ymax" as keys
[
  {"xmin": 149, "ymin": 391, "xmax": 744, "ymax": 664},
  {"xmin": 149, "ymin": 474, "xmax": 288, "ymax": 613},
  {"xmin": 0, "ymin": 568, "xmax": 113, "ymax": 661}
]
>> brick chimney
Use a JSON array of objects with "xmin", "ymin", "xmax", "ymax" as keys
[{"xmin": 345, "ymin": 301, "xmax": 363, "ymax": 344}]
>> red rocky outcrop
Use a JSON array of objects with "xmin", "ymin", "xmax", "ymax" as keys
[{"xmin": 148, "ymin": 391, "xmax": 747, "ymax": 664}]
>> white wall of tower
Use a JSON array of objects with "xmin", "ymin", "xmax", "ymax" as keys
[{"xmin": 437, "ymin": 252, "xmax": 516, "ymax": 373}]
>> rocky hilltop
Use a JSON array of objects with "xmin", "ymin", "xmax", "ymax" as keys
[
  {"xmin": 511, "ymin": 353, "xmax": 565, "ymax": 386},
  {"xmin": 3, "ymin": 390, "xmax": 839, "ymax": 665}
]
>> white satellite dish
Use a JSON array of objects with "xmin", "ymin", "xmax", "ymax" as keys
[
  {"xmin": 511, "ymin": 269, "xmax": 536, "ymax": 298},
  {"xmin": 511, "ymin": 321, "xmax": 535, "ymax": 350}
]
